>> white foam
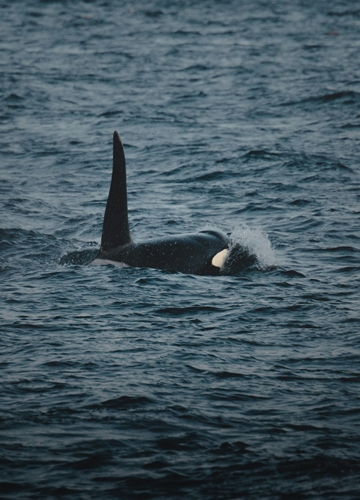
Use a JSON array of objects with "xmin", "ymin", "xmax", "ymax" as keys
[
  {"xmin": 228, "ymin": 223, "xmax": 275, "ymax": 270},
  {"xmin": 90, "ymin": 259, "xmax": 129, "ymax": 268}
]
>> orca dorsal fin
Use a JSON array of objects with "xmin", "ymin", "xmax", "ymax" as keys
[{"xmin": 100, "ymin": 131, "xmax": 131, "ymax": 252}]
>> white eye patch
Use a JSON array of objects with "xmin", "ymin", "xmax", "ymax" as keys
[{"xmin": 211, "ymin": 248, "xmax": 229, "ymax": 268}]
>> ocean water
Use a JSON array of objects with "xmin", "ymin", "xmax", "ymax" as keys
[{"xmin": 1, "ymin": 0, "xmax": 360, "ymax": 498}]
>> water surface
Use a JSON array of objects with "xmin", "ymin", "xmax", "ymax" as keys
[{"xmin": 1, "ymin": 0, "xmax": 360, "ymax": 498}]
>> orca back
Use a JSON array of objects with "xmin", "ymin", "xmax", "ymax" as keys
[{"xmin": 100, "ymin": 230, "xmax": 229, "ymax": 275}]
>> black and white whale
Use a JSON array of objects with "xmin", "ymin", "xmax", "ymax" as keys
[{"xmin": 93, "ymin": 132, "xmax": 230, "ymax": 275}]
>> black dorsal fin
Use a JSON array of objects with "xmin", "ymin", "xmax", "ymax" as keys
[{"xmin": 100, "ymin": 132, "xmax": 131, "ymax": 252}]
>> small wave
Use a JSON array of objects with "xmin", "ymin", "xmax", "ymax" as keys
[
  {"xmin": 243, "ymin": 150, "xmax": 281, "ymax": 161},
  {"xmin": 4, "ymin": 93, "xmax": 24, "ymax": 102},
  {"xmin": 221, "ymin": 224, "xmax": 275, "ymax": 274},
  {"xmin": 328, "ymin": 9, "xmax": 360, "ymax": 17},
  {"xmin": 144, "ymin": 9, "xmax": 164, "ymax": 19},
  {"xmin": 100, "ymin": 395, "xmax": 152, "ymax": 409},
  {"xmin": 59, "ymin": 248, "xmax": 99, "ymax": 266},
  {"xmin": 156, "ymin": 305, "xmax": 220, "ymax": 316},
  {"xmin": 281, "ymin": 90, "xmax": 359, "ymax": 108},
  {"xmin": 316, "ymin": 91, "xmax": 358, "ymax": 103}
]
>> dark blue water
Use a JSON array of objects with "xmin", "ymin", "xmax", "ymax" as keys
[{"xmin": 1, "ymin": 0, "xmax": 360, "ymax": 498}]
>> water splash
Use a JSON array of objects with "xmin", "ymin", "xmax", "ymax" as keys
[
  {"xmin": 59, "ymin": 248, "xmax": 99, "ymax": 266},
  {"xmin": 221, "ymin": 224, "xmax": 275, "ymax": 274}
]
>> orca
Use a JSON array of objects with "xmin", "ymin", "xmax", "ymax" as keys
[{"xmin": 93, "ymin": 132, "xmax": 230, "ymax": 275}]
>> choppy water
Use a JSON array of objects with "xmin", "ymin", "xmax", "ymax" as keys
[{"xmin": 1, "ymin": 0, "xmax": 360, "ymax": 498}]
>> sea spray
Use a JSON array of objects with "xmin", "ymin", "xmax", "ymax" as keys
[{"xmin": 221, "ymin": 224, "xmax": 275, "ymax": 274}]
